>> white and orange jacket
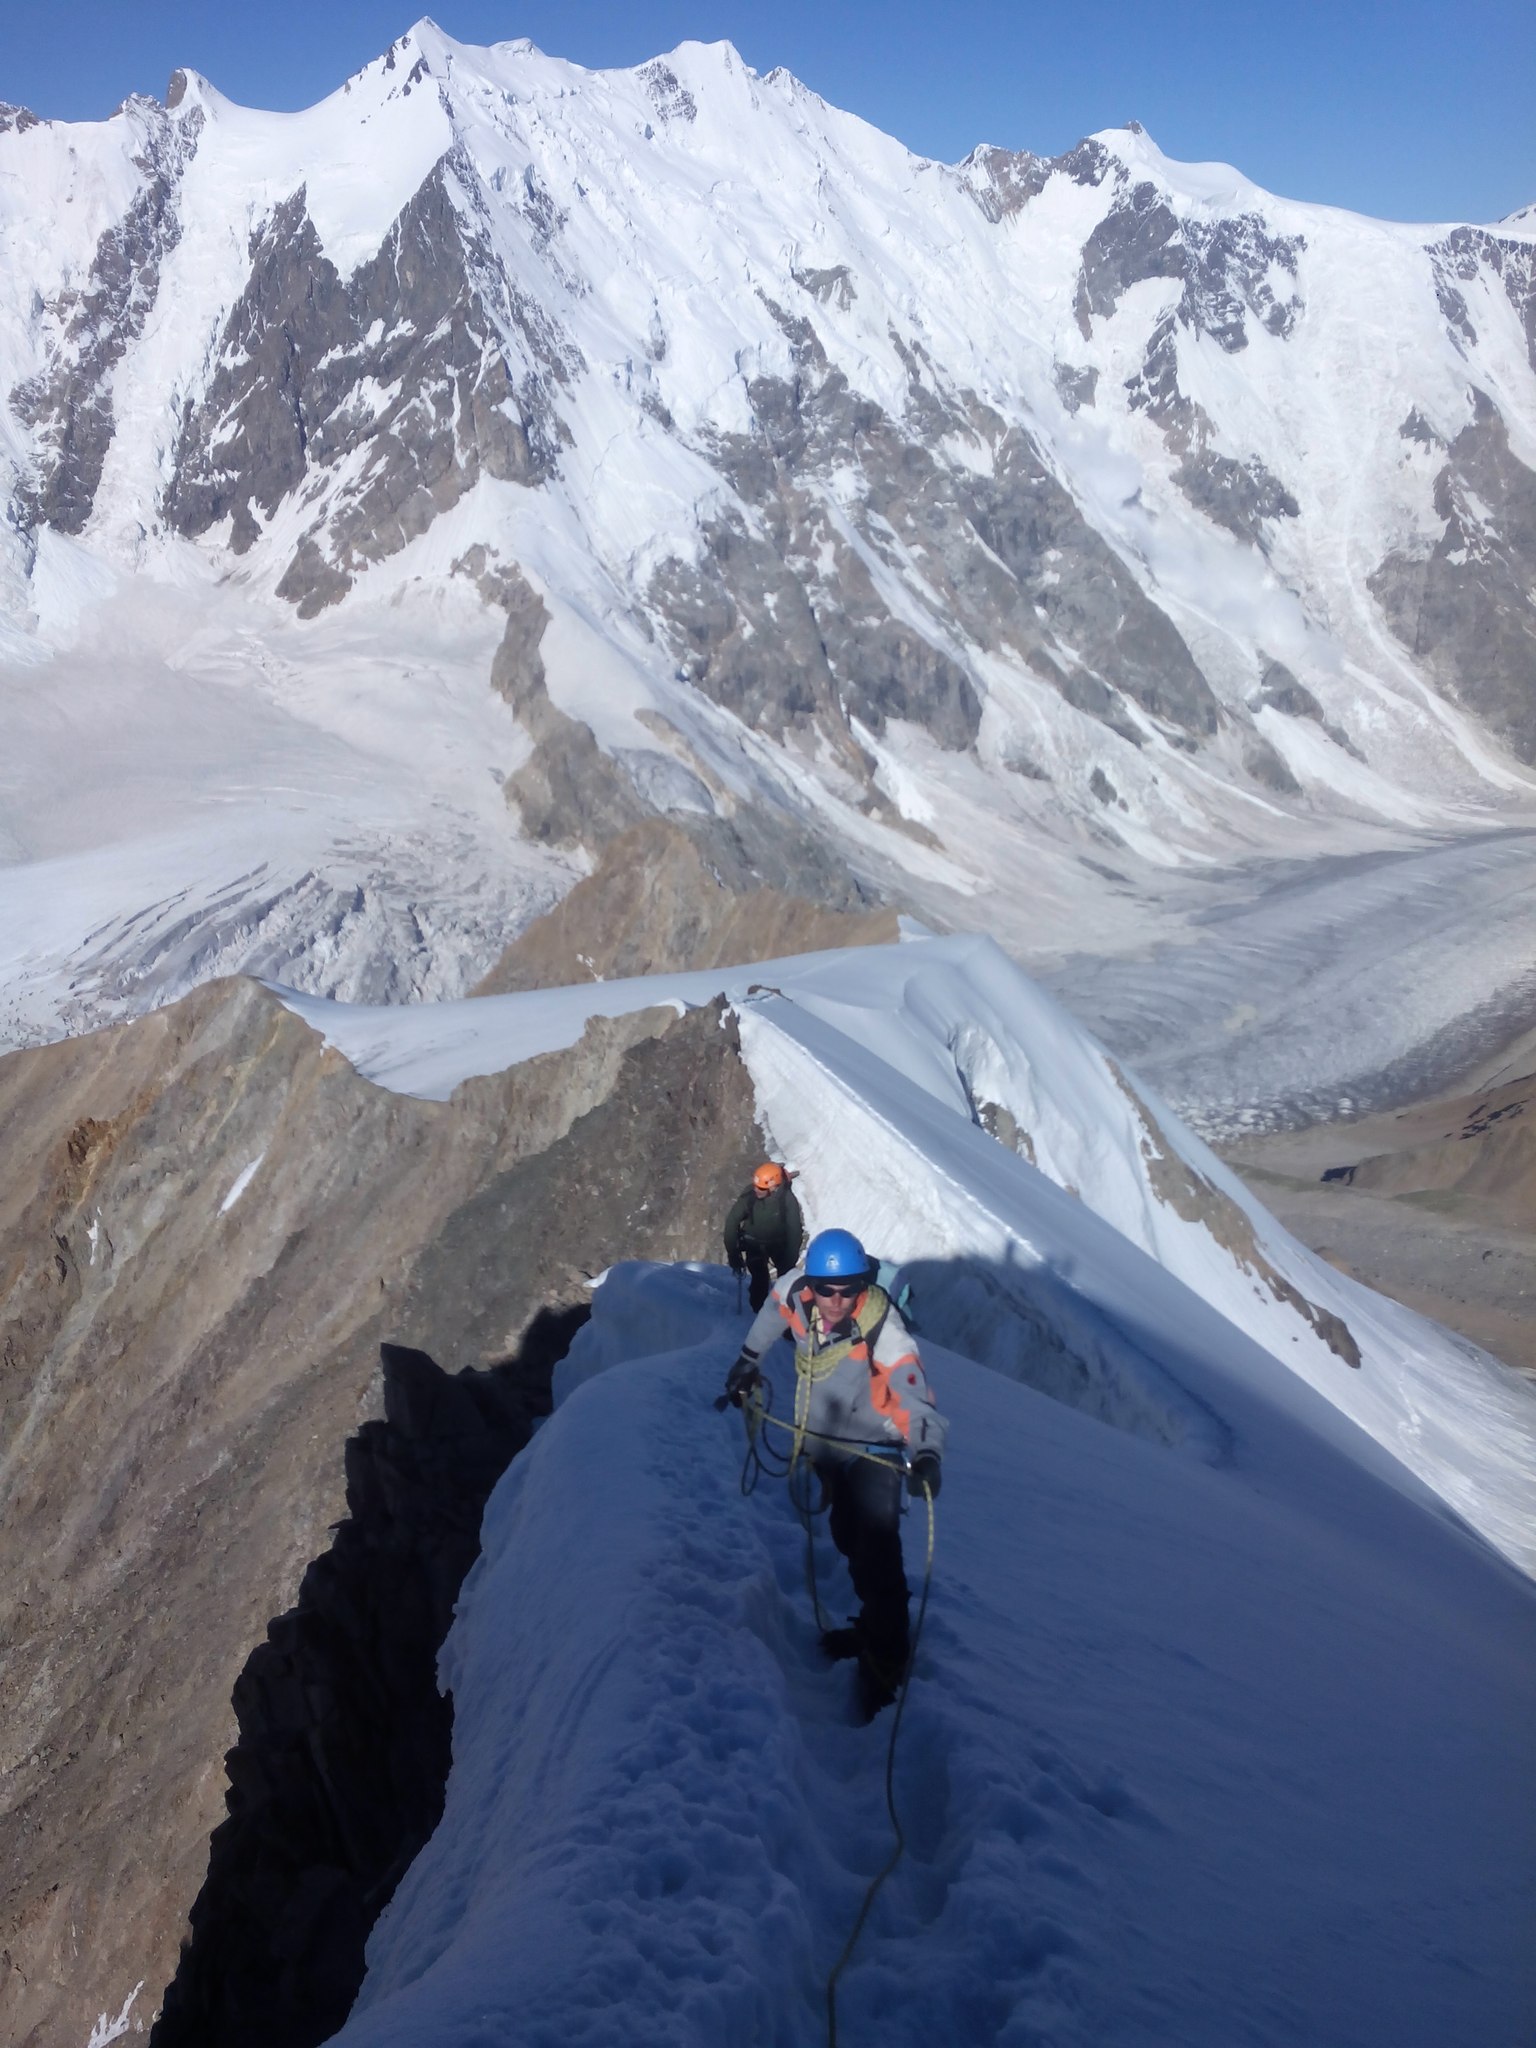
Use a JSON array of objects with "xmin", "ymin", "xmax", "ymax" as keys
[{"xmin": 738, "ymin": 1268, "xmax": 947, "ymax": 1466}]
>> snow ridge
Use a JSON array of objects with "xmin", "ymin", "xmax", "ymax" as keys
[
  {"xmin": 328, "ymin": 1259, "xmax": 1536, "ymax": 2048},
  {"xmin": 278, "ymin": 928, "xmax": 1536, "ymax": 1573}
]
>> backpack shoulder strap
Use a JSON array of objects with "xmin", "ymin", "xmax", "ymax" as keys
[{"xmin": 855, "ymin": 1284, "xmax": 892, "ymax": 1364}]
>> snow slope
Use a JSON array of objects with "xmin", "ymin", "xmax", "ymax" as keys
[
  {"xmin": 324, "ymin": 1257, "xmax": 1536, "ymax": 2047},
  {"xmin": 279, "ymin": 928, "xmax": 1536, "ymax": 1574}
]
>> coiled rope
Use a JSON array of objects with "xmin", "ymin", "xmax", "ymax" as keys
[{"xmin": 732, "ymin": 1380, "xmax": 938, "ymax": 2048}]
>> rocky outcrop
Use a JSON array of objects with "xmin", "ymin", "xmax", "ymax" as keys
[
  {"xmin": 1077, "ymin": 185, "xmax": 1304, "ymax": 348},
  {"xmin": 961, "ymin": 144, "xmax": 1051, "ymax": 222},
  {"xmin": 1370, "ymin": 389, "xmax": 1536, "ymax": 761},
  {"xmin": 0, "ymin": 978, "xmax": 765, "ymax": 2046},
  {"xmin": 1122, "ymin": 310, "xmax": 1300, "ymax": 547},
  {"xmin": 1428, "ymin": 227, "xmax": 1536, "ymax": 371},
  {"xmin": 1107, "ymin": 1060, "xmax": 1361, "ymax": 1367},
  {"xmin": 653, "ymin": 325, "xmax": 1217, "ymax": 764},
  {"xmin": 959, "ymin": 428, "xmax": 1219, "ymax": 733},
  {"xmin": 473, "ymin": 816, "xmax": 899, "ymax": 993},
  {"xmin": 479, "ymin": 561, "xmax": 928, "ymax": 890},
  {"xmin": 167, "ymin": 156, "xmax": 578, "ymax": 614},
  {"xmin": 485, "ymin": 569, "xmax": 651, "ymax": 851},
  {"xmin": 1073, "ymin": 177, "xmax": 1306, "ymax": 545},
  {"xmin": 12, "ymin": 100, "xmax": 201, "ymax": 533},
  {"xmin": 1253, "ymin": 658, "xmax": 1363, "ymax": 761}
]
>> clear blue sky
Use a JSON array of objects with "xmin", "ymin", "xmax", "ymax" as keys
[{"xmin": 5, "ymin": 1, "xmax": 1533, "ymax": 224}]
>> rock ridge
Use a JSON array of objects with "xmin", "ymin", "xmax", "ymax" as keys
[{"xmin": 0, "ymin": 976, "xmax": 764, "ymax": 2046}]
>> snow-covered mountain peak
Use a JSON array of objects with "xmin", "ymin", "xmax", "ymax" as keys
[
  {"xmin": 2, "ymin": 29, "xmax": 1535, "ymax": 1047},
  {"xmin": 1088, "ymin": 122, "xmax": 1271, "ymax": 215}
]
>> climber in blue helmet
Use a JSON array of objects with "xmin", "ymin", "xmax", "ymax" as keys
[{"xmin": 723, "ymin": 1227, "xmax": 946, "ymax": 1716}]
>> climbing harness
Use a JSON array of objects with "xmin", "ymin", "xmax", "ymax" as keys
[{"xmin": 729, "ymin": 1375, "xmax": 938, "ymax": 2048}]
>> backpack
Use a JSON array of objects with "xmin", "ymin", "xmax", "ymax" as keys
[{"xmin": 869, "ymin": 1257, "xmax": 916, "ymax": 1326}]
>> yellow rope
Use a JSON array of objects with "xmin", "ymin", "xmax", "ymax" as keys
[{"xmin": 753, "ymin": 1401, "xmax": 917, "ymax": 1475}]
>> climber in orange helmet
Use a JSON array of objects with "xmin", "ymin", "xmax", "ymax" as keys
[{"xmin": 722, "ymin": 1160, "xmax": 804, "ymax": 1311}]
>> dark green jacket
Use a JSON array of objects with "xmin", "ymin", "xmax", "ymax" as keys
[{"xmin": 724, "ymin": 1183, "xmax": 804, "ymax": 1270}]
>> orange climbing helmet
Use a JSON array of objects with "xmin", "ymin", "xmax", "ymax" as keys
[{"xmin": 752, "ymin": 1161, "xmax": 788, "ymax": 1194}]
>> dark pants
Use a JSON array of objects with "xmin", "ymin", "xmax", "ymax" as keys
[
  {"xmin": 744, "ymin": 1249, "xmax": 777, "ymax": 1312},
  {"xmin": 822, "ymin": 1456, "xmax": 910, "ymax": 1668}
]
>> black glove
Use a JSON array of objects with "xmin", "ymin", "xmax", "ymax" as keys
[
  {"xmin": 724, "ymin": 1352, "xmax": 762, "ymax": 1408},
  {"xmin": 908, "ymin": 1452, "xmax": 941, "ymax": 1499}
]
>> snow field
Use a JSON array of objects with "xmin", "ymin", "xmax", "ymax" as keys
[{"xmin": 331, "ymin": 1260, "xmax": 1536, "ymax": 2048}]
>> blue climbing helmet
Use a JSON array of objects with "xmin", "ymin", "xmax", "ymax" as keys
[{"xmin": 803, "ymin": 1228, "xmax": 871, "ymax": 1282}]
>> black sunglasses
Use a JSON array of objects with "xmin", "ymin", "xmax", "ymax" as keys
[{"xmin": 810, "ymin": 1280, "xmax": 860, "ymax": 1298}]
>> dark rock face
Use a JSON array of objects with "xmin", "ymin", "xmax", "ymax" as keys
[
  {"xmin": 1075, "ymin": 178, "xmax": 1305, "ymax": 544},
  {"xmin": 792, "ymin": 262, "xmax": 856, "ymax": 309},
  {"xmin": 1256, "ymin": 658, "xmax": 1322, "ymax": 721},
  {"xmin": 649, "ymin": 302, "xmax": 1216, "ymax": 762},
  {"xmin": 1076, "ymin": 181, "xmax": 1187, "ymax": 329},
  {"xmin": 1059, "ymin": 138, "xmax": 1114, "ymax": 188},
  {"xmin": 1077, "ymin": 181, "xmax": 1304, "ymax": 349},
  {"xmin": 1054, "ymin": 363, "xmax": 1098, "ymax": 413},
  {"xmin": 163, "ymin": 192, "xmax": 349, "ymax": 555},
  {"xmin": 151, "ymin": 1334, "xmax": 566, "ymax": 2048},
  {"xmin": 1370, "ymin": 389, "xmax": 1536, "ymax": 761},
  {"xmin": 1180, "ymin": 213, "xmax": 1306, "ymax": 347},
  {"xmin": 1429, "ymin": 228, "xmax": 1536, "ymax": 370},
  {"xmin": 486, "ymin": 566, "xmax": 650, "ymax": 850},
  {"xmin": 1174, "ymin": 442, "xmax": 1300, "ymax": 540},
  {"xmin": 478, "ymin": 561, "xmax": 892, "ymax": 892},
  {"xmin": 167, "ymin": 156, "xmax": 579, "ymax": 614},
  {"xmin": 1123, "ymin": 312, "xmax": 1300, "ymax": 545},
  {"xmin": 685, "ymin": 805, "xmax": 882, "ymax": 909},
  {"xmin": 640, "ymin": 60, "xmax": 697, "ymax": 124},
  {"xmin": 959, "ymin": 117, "xmax": 1121, "ymax": 225},
  {"xmin": 962, "ymin": 145, "xmax": 1051, "ymax": 222},
  {"xmin": 12, "ymin": 105, "xmax": 201, "ymax": 534},
  {"xmin": 0, "ymin": 103, "xmax": 41, "ymax": 134},
  {"xmin": 961, "ymin": 430, "xmax": 1219, "ymax": 733},
  {"xmin": 1254, "ymin": 659, "xmax": 1363, "ymax": 760},
  {"xmin": 1243, "ymin": 734, "xmax": 1302, "ymax": 795}
]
